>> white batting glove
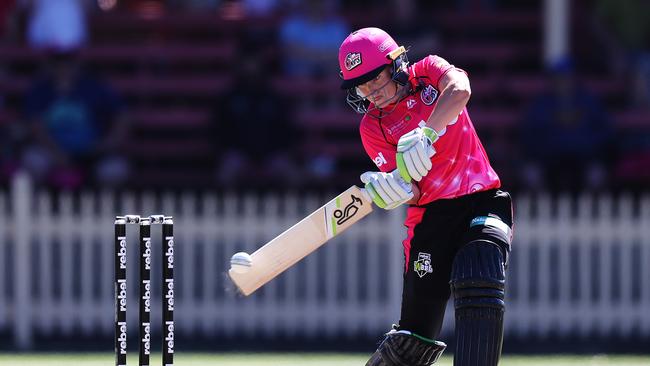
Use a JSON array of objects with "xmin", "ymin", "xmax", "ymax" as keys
[
  {"xmin": 360, "ymin": 169, "xmax": 413, "ymax": 210},
  {"xmin": 396, "ymin": 125, "xmax": 438, "ymax": 182}
]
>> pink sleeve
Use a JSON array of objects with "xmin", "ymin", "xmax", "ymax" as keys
[
  {"xmin": 360, "ymin": 121, "xmax": 396, "ymax": 173},
  {"xmin": 420, "ymin": 55, "xmax": 458, "ymax": 89}
]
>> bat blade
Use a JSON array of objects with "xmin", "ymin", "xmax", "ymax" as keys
[{"xmin": 228, "ymin": 185, "xmax": 373, "ymax": 296}]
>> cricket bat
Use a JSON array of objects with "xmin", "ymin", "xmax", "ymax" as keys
[{"xmin": 228, "ymin": 185, "xmax": 373, "ymax": 296}]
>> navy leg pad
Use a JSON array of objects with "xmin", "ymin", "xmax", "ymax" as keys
[
  {"xmin": 450, "ymin": 240, "xmax": 506, "ymax": 366},
  {"xmin": 450, "ymin": 240, "xmax": 506, "ymax": 310}
]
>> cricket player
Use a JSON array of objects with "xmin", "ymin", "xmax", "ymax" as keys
[{"xmin": 338, "ymin": 28, "xmax": 513, "ymax": 365}]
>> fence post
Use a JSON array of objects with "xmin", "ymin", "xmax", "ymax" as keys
[
  {"xmin": 387, "ymin": 208, "xmax": 406, "ymax": 322},
  {"xmin": 13, "ymin": 172, "xmax": 32, "ymax": 349}
]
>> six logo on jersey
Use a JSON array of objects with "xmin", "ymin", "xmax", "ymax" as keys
[{"xmin": 421, "ymin": 84, "xmax": 439, "ymax": 105}]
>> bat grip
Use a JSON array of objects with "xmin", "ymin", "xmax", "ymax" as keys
[{"xmin": 359, "ymin": 187, "xmax": 372, "ymax": 203}]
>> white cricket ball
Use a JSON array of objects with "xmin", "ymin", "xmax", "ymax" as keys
[{"xmin": 230, "ymin": 252, "xmax": 252, "ymax": 274}]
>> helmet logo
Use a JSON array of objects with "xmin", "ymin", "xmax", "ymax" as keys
[
  {"xmin": 345, "ymin": 52, "xmax": 362, "ymax": 71},
  {"xmin": 378, "ymin": 39, "xmax": 393, "ymax": 52},
  {"xmin": 420, "ymin": 84, "xmax": 439, "ymax": 106}
]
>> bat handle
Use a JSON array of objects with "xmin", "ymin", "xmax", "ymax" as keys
[{"xmin": 359, "ymin": 187, "xmax": 372, "ymax": 203}]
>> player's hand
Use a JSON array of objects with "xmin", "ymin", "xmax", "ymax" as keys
[
  {"xmin": 396, "ymin": 125, "xmax": 438, "ymax": 182},
  {"xmin": 360, "ymin": 169, "xmax": 413, "ymax": 210}
]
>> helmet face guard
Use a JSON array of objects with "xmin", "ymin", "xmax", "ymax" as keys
[
  {"xmin": 345, "ymin": 88, "xmax": 370, "ymax": 114},
  {"xmin": 343, "ymin": 49, "xmax": 410, "ymax": 116},
  {"xmin": 338, "ymin": 27, "xmax": 410, "ymax": 116}
]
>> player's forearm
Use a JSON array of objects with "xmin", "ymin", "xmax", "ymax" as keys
[{"xmin": 425, "ymin": 84, "xmax": 470, "ymax": 133}]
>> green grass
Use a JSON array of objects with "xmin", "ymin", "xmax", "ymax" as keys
[{"xmin": 0, "ymin": 353, "xmax": 648, "ymax": 365}]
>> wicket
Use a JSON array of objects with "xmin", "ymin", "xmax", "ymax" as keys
[{"xmin": 115, "ymin": 215, "xmax": 175, "ymax": 366}]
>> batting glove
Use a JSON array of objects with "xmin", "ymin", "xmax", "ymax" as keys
[
  {"xmin": 396, "ymin": 125, "xmax": 438, "ymax": 182},
  {"xmin": 360, "ymin": 169, "xmax": 413, "ymax": 210}
]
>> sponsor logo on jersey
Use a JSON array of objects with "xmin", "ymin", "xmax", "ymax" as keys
[
  {"xmin": 414, "ymin": 252, "xmax": 434, "ymax": 278},
  {"xmin": 345, "ymin": 52, "xmax": 362, "ymax": 71},
  {"xmin": 373, "ymin": 152, "xmax": 387, "ymax": 167},
  {"xmin": 386, "ymin": 119, "xmax": 408, "ymax": 135},
  {"xmin": 420, "ymin": 84, "xmax": 439, "ymax": 105}
]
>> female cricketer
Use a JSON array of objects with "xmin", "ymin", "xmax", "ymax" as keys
[{"xmin": 338, "ymin": 27, "xmax": 514, "ymax": 366}]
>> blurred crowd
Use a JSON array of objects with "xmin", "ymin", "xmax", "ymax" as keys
[{"xmin": 0, "ymin": 0, "xmax": 647, "ymax": 192}]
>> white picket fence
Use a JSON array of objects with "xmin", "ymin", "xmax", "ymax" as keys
[{"xmin": 1, "ymin": 173, "xmax": 650, "ymax": 350}]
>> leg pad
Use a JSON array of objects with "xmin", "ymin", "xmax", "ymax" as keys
[
  {"xmin": 366, "ymin": 329, "xmax": 447, "ymax": 366},
  {"xmin": 451, "ymin": 240, "xmax": 507, "ymax": 366}
]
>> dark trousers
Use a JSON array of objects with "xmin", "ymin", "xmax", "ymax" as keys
[{"xmin": 398, "ymin": 189, "xmax": 513, "ymax": 339}]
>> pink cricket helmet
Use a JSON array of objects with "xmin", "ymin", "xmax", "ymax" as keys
[{"xmin": 338, "ymin": 27, "xmax": 401, "ymax": 89}]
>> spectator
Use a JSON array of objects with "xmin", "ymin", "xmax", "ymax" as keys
[
  {"xmin": 278, "ymin": 0, "xmax": 349, "ymax": 78},
  {"xmin": 241, "ymin": 0, "xmax": 280, "ymax": 17},
  {"xmin": 212, "ymin": 42, "xmax": 301, "ymax": 189},
  {"xmin": 614, "ymin": 129, "xmax": 650, "ymax": 190},
  {"xmin": 593, "ymin": 0, "xmax": 650, "ymax": 107},
  {"xmin": 0, "ymin": 2, "xmax": 18, "ymax": 184},
  {"xmin": 0, "ymin": 0, "xmax": 17, "ymax": 41},
  {"xmin": 457, "ymin": 0, "xmax": 499, "ymax": 13},
  {"xmin": 519, "ymin": 58, "xmax": 613, "ymax": 192},
  {"xmin": 387, "ymin": 0, "xmax": 440, "ymax": 62},
  {"xmin": 22, "ymin": 50, "xmax": 130, "ymax": 189},
  {"xmin": 24, "ymin": 0, "xmax": 89, "ymax": 51},
  {"xmin": 635, "ymin": 57, "xmax": 650, "ymax": 108},
  {"xmin": 0, "ymin": 93, "xmax": 22, "ymax": 185},
  {"xmin": 585, "ymin": 0, "xmax": 650, "ymax": 190},
  {"xmin": 166, "ymin": 0, "xmax": 220, "ymax": 13},
  {"xmin": 170, "ymin": 0, "xmax": 281, "ymax": 15}
]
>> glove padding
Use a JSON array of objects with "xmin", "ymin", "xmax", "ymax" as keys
[
  {"xmin": 360, "ymin": 169, "xmax": 413, "ymax": 210},
  {"xmin": 396, "ymin": 125, "xmax": 438, "ymax": 182}
]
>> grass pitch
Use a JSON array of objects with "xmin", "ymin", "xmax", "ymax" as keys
[{"xmin": 0, "ymin": 353, "xmax": 648, "ymax": 365}]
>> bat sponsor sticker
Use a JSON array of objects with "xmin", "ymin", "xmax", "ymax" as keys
[{"xmin": 326, "ymin": 194, "xmax": 364, "ymax": 238}]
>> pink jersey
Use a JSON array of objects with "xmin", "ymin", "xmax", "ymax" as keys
[{"xmin": 359, "ymin": 55, "xmax": 500, "ymax": 206}]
